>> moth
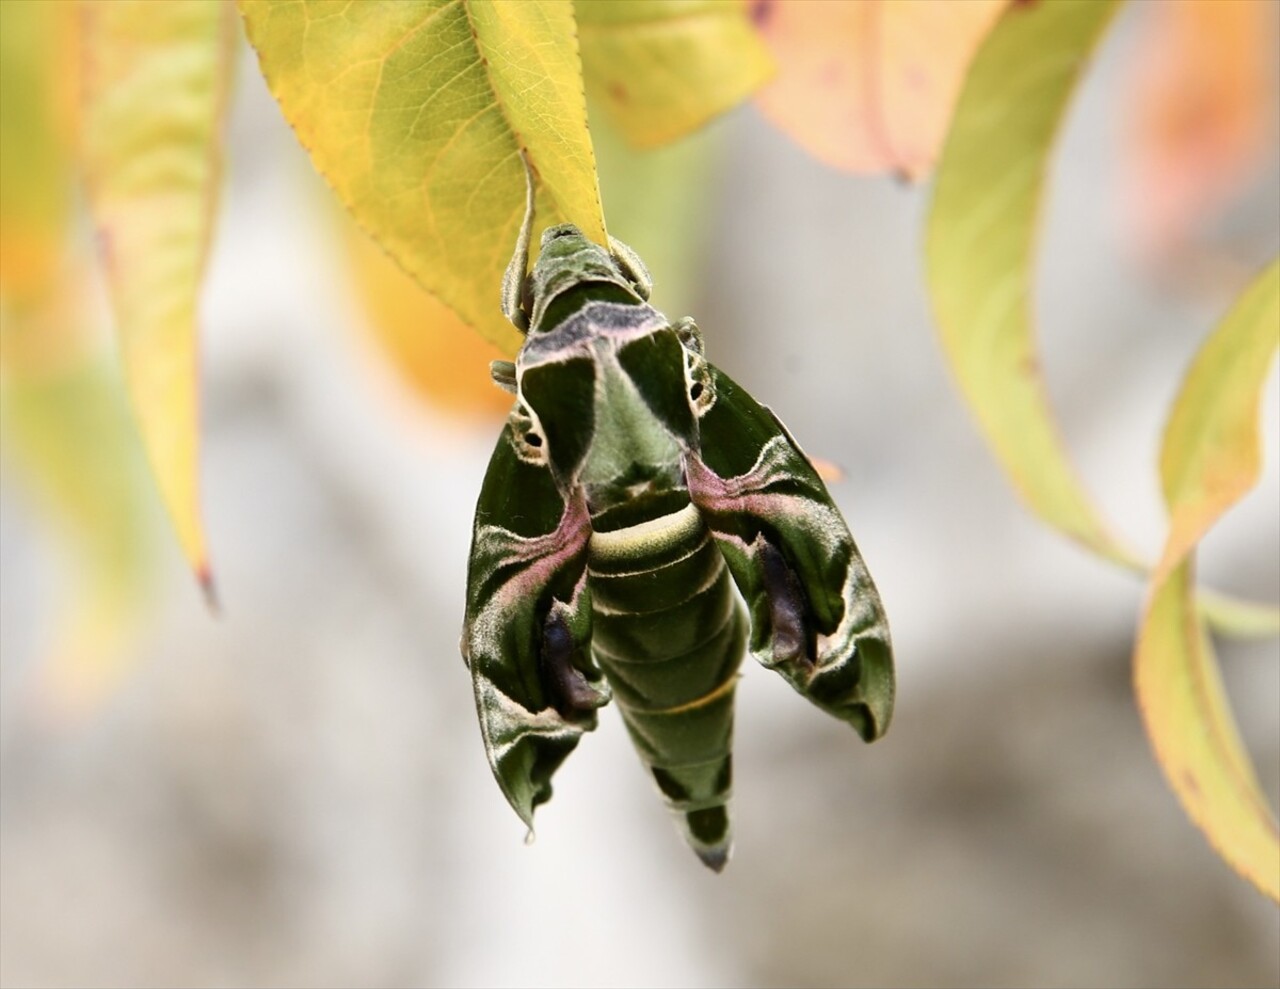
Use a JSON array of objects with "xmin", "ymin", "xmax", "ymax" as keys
[{"xmin": 461, "ymin": 167, "xmax": 894, "ymax": 872}]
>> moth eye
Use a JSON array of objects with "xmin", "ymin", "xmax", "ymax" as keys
[
  {"xmin": 689, "ymin": 383, "xmax": 703, "ymax": 401},
  {"xmin": 508, "ymin": 404, "xmax": 549, "ymax": 465}
]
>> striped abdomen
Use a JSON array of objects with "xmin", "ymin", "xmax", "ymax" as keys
[{"xmin": 587, "ymin": 498, "xmax": 747, "ymax": 871}]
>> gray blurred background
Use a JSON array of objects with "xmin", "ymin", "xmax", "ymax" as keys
[{"xmin": 2, "ymin": 8, "xmax": 1278, "ymax": 988}]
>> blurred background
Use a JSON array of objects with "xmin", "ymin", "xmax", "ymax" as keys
[{"xmin": 2, "ymin": 3, "xmax": 1278, "ymax": 987}]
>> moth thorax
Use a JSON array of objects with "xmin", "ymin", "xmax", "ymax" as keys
[{"xmin": 579, "ymin": 358, "xmax": 684, "ymax": 514}]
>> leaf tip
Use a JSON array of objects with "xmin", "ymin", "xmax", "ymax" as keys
[{"xmin": 197, "ymin": 565, "xmax": 221, "ymax": 617}]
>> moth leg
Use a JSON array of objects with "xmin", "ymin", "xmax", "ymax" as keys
[
  {"xmin": 541, "ymin": 605, "xmax": 611, "ymax": 718},
  {"xmin": 608, "ymin": 236, "xmax": 653, "ymax": 300},
  {"xmin": 490, "ymin": 360, "xmax": 517, "ymax": 394},
  {"xmin": 501, "ymin": 150, "xmax": 536, "ymax": 332}
]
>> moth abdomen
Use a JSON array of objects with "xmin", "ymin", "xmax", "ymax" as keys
[{"xmin": 587, "ymin": 497, "xmax": 748, "ymax": 871}]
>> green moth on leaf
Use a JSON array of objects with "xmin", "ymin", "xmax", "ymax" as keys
[{"xmin": 461, "ymin": 160, "xmax": 895, "ymax": 872}]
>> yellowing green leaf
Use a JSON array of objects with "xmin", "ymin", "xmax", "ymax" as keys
[
  {"xmin": 80, "ymin": 0, "xmax": 234, "ymax": 590},
  {"xmin": 925, "ymin": 0, "xmax": 1136, "ymax": 566},
  {"xmin": 577, "ymin": 0, "xmax": 773, "ymax": 149},
  {"xmin": 1135, "ymin": 260, "xmax": 1279, "ymax": 902},
  {"xmin": 0, "ymin": 0, "xmax": 76, "ymax": 304},
  {"xmin": 240, "ymin": 0, "xmax": 607, "ymax": 354},
  {"xmin": 1197, "ymin": 590, "xmax": 1280, "ymax": 639},
  {"xmin": 1157, "ymin": 260, "xmax": 1280, "ymax": 579},
  {"xmin": 1, "ymin": 264, "xmax": 155, "ymax": 718},
  {"xmin": 753, "ymin": 0, "xmax": 1007, "ymax": 178},
  {"xmin": 3, "ymin": 358, "xmax": 154, "ymax": 718}
]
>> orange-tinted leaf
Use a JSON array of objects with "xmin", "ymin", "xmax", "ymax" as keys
[
  {"xmin": 343, "ymin": 221, "xmax": 512, "ymax": 420},
  {"xmin": 754, "ymin": 0, "xmax": 1007, "ymax": 178},
  {"xmin": 80, "ymin": 0, "xmax": 235, "ymax": 590},
  {"xmin": 1125, "ymin": 0, "xmax": 1278, "ymax": 261},
  {"xmin": 1136, "ymin": 259, "xmax": 1280, "ymax": 901}
]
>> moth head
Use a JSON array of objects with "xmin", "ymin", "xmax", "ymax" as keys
[{"xmin": 526, "ymin": 225, "xmax": 651, "ymax": 332}]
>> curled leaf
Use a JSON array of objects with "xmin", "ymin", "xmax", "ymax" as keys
[
  {"xmin": 1135, "ymin": 258, "xmax": 1280, "ymax": 900},
  {"xmin": 753, "ymin": 0, "xmax": 1007, "ymax": 178},
  {"xmin": 578, "ymin": 0, "xmax": 773, "ymax": 149},
  {"xmin": 241, "ymin": 0, "xmax": 607, "ymax": 354},
  {"xmin": 925, "ymin": 0, "xmax": 1135, "ymax": 566},
  {"xmin": 80, "ymin": 0, "xmax": 235, "ymax": 591}
]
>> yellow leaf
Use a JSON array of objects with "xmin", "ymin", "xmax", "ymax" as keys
[
  {"xmin": 343, "ymin": 220, "xmax": 513, "ymax": 420},
  {"xmin": 1124, "ymin": 0, "xmax": 1278, "ymax": 263},
  {"xmin": 80, "ymin": 0, "xmax": 235, "ymax": 591},
  {"xmin": 1135, "ymin": 259, "xmax": 1279, "ymax": 901},
  {"xmin": 925, "ymin": 0, "xmax": 1137, "ymax": 566},
  {"xmin": 753, "ymin": 0, "xmax": 1006, "ymax": 178},
  {"xmin": 577, "ymin": 0, "xmax": 773, "ymax": 149},
  {"xmin": 240, "ymin": 0, "xmax": 607, "ymax": 353}
]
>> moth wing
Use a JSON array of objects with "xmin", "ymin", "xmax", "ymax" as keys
[
  {"xmin": 462, "ymin": 429, "xmax": 609, "ymax": 828},
  {"xmin": 685, "ymin": 365, "xmax": 894, "ymax": 741}
]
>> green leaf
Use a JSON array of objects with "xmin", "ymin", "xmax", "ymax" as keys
[
  {"xmin": 240, "ymin": 0, "xmax": 608, "ymax": 355},
  {"xmin": 577, "ymin": 0, "xmax": 773, "ymax": 149},
  {"xmin": 1135, "ymin": 259, "xmax": 1280, "ymax": 902},
  {"xmin": 80, "ymin": 0, "xmax": 235, "ymax": 593},
  {"xmin": 925, "ymin": 0, "xmax": 1136, "ymax": 566}
]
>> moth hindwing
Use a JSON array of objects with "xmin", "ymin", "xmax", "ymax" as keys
[{"xmin": 461, "ymin": 192, "xmax": 894, "ymax": 871}]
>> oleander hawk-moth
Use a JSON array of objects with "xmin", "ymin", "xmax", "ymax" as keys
[{"xmin": 461, "ymin": 169, "xmax": 894, "ymax": 872}]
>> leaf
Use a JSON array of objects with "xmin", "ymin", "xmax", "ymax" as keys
[
  {"xmin": 80, "ymin": 0, "xmax": 235, "ymax": 593},
  {"xmin": 1157, "ymin": 260, "xmax": 1280, "ymax": 579},
  {"xmin": 1, "ymin": 348, "xmax": 155, "ymax": 719},
  {"xmin": 0, "ymin": 0, "xmax": 76, "ymax": 304},
  {"xmin": 342, "ymin": 217, "xmax": 513, "ymax": 420},
  {"xmin": 577, "ymin": 0, "xmax": 773, "ymax": 149},
  {"xmin": 1135, "ymin": 259, "xmax": 1280, "ymax": 900},
  {"xmin": 240, "ymin": 0, "xmax": 607, "ymax": 354},
  {"xmin": 925, "ymin": 0, "xmax": 1137, "ymax": 566},
  {"xmin": 753, "ymin": 0, "xmax": 1007, "ymax": 178},
  {"xmin": 1196, "ymin": 590, "xmax": 1280, "ymax": 640},
  {"xmin": 1124, "ymin": 0, "xmax": 1278, "ymax": 263}
]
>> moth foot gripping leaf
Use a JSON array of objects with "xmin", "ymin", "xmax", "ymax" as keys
[{"xmin": 461, "ymin": 177, "xmax": 894, "ymax": 869}]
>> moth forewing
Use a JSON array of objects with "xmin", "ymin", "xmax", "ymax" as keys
[
  {"xmin": 462, "ymin": 428, "xmax": 610, "ymax": 827},
  {"xmin": 684, "ymin": 364, "xmax": 895, "ymax": 741}
]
